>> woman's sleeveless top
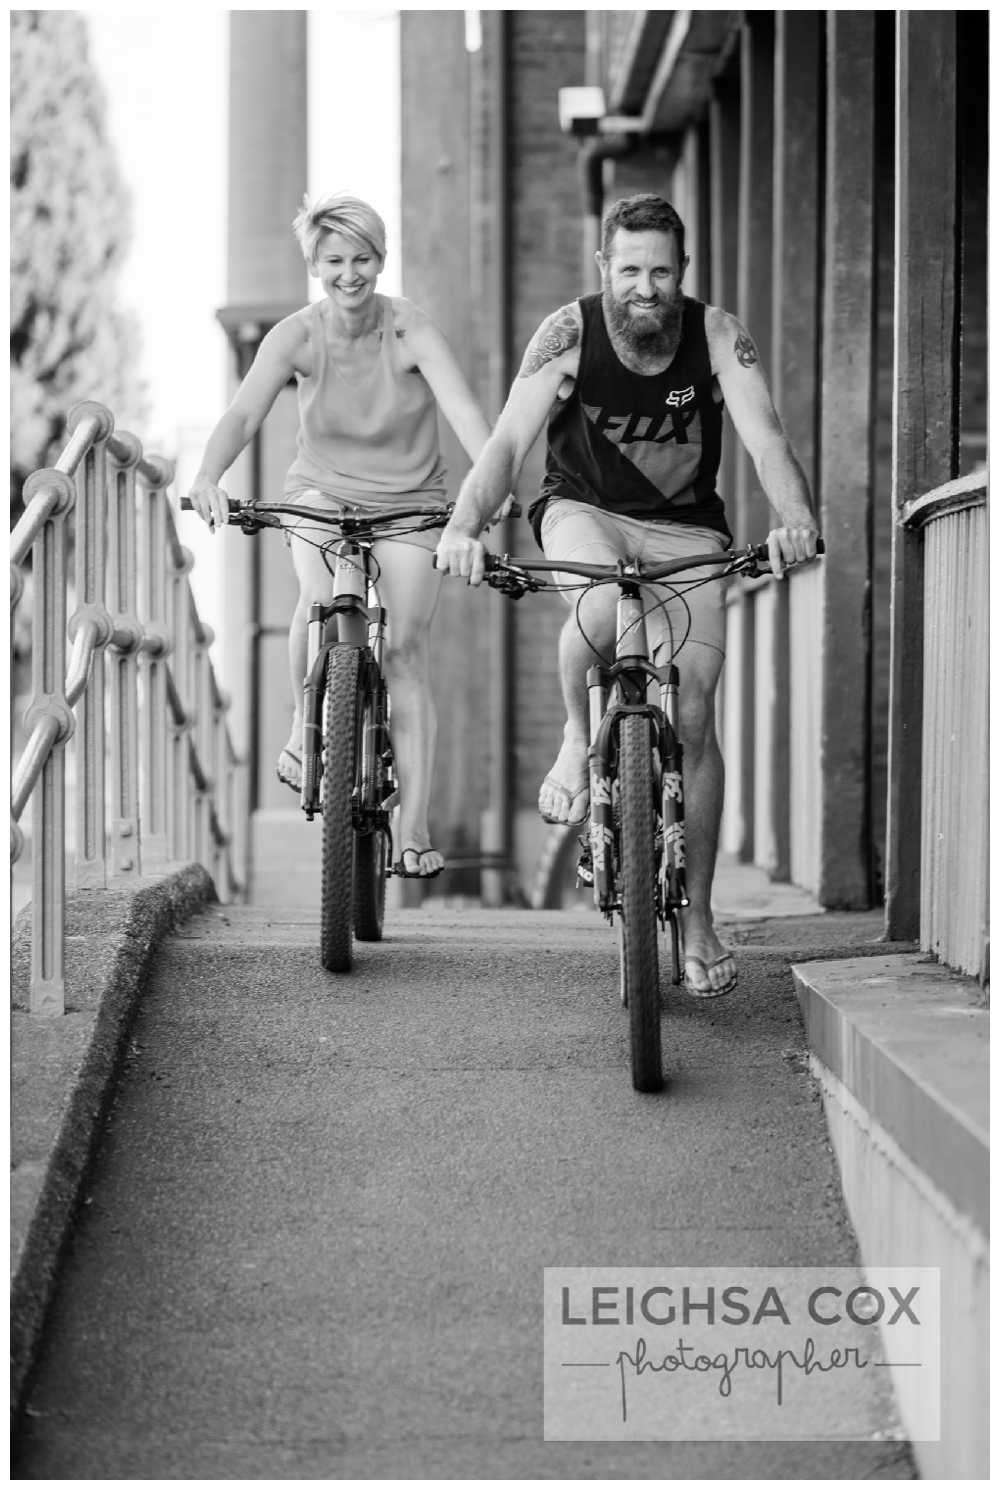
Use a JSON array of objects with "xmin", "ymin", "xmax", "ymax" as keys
[
  {"xmin": 530, "ymin": 293, "xmax": 730, "ymax": 543},
  {"xmin": 284, "ymin": 295, "xmax": 447, "ymax": 505}
]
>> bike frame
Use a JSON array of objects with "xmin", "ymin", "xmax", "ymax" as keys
[{"xmin": 300, "ymin": 534, "xmax": 389, "ymax": 822}]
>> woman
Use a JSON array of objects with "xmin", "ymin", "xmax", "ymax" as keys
[{"xmin": 188, "ymin": 192, "xmax": 499, "ymax": 877}]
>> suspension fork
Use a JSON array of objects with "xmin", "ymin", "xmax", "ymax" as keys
[
  {"xmin": 586, "ymin": 665, "xmax": 613, "ymax": 912},
  {"xmin": 586, "ymin": 580, "xmax": 652, "ymax": 915},
  {"xmin": 300, "ymin": 538, "xmax": 371, "ymax": 814},
  {"xmin": 658, "ymin": 662, "xmax": 688, "ymax": 908},
  {"xmin": 619, "ymin": 574, "xmax": 688, "ymax": 910}
]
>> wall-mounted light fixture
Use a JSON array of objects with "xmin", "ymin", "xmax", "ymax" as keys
[{"xmin": 557, "ymin": 85, "xmax": 644, "ymax": 139}]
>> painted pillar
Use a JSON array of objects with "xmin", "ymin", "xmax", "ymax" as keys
[
  {"xmin": 885, "ymin": 13, "xmax": 958, "ymax": 939},
  {"xmin": 767, "ymin": 13, "xmax": 821, "ymax": 886},
  {"xmin": 817, "ymin": 13, "xmax": 877, "ymax": 908},
  {"xmin": 220, "ymin": 13, "xmax": 308, "ymax": 903}
]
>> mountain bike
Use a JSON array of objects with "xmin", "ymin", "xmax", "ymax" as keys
[
  {"xmin": 482, "ymin": 537, "xmax": 824, "ymax": 1094},
  {"xmin": 181, "ymin": 496, "xmax": 449, "ymax": 972}
]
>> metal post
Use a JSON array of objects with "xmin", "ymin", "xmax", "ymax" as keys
[
  {"xmin": 107, "ymin": 438, "xmax": 143, "ymax": 881},
  {"xmin": 22, "ymin": 469, "xmax": 76, "ymax": 1014},
  {"xmin": 68, "ymin": 403, "xmax": 115, "ymax": 889},
  {"xmin": 137, "ymin": 458, "xmax": 174, "ymax": 870}
]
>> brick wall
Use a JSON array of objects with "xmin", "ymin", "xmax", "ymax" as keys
[
  {"xmin": 399, "ymin": 10, "xmax": 587, "ymax": 856},
  {"xmin": 506, "ymin": 11, "xmax": 588, "ymax": 810}
]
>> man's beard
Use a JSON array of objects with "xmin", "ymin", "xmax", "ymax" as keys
[{"xmin": 603, "ymin": 289, "xmax": 684, "ymax": 357}]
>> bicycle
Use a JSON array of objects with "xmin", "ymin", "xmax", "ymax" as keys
[
  {"xmin": 482, "ymin": 537, "xmax": 824, "ymax": 1094},
  {"xmin": 180, "ymin": 495, "xmax": 450, "ymax": 973}
]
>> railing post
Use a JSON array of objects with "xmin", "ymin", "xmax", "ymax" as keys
[
  {"xmin": 137, "ymin": 456, "xmax": 174, "ymax": 872},
  {"xmin": 11, "ymin": 406, "xmax": 250, "ymax": 1026},
  {"xmin": 106, "ymin": 436, "xmax": 144, "ymax": 881},
  {"xmin": 22, "ymin": 469, "xmax": 77, "ymax": 1015},
  {"xmin": 194, "ymin": 622, "xmax": 216, "ymax": 871},
  {"xmin": 67, "ymin": 402, "xmax": 115, "ymax": 889},
  {"xmin": 212, "ymin": 682, "xmax": 229, "ymax": 895},
  {"xmin": 167, "ymin": 546, "xmax": 195, "ymax": 862}
]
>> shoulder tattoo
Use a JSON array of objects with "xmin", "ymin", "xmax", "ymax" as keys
[
  {"xmin": 518, "ymin": 306, "xmax": 580, "ymax": 378},
  {"xmin": 735, "ymin": 332, "xmax": 758, "ymax": 368}
]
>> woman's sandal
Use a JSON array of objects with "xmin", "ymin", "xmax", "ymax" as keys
[
  {"xmin": 390, "ymin": 846, "xmax": 445, "ymax": 879},
  {"xmin": 276, "ymin": 748, "xmax": 302, "ymax": 793}
]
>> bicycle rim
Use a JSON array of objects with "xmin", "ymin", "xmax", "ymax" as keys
[
  {"xmin": 320, "ymin": 647, "xmax": 360, "ymax": 972},
  {"xmin": 618, "ymin": 713, "xmax": 663, "ymax": 1092}
]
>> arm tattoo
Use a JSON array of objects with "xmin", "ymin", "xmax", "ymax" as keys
[
  {"xmin": 735, "ymin": 332, "xmax": 758, "ymax": 368},
  {"xmin": 518, "ymin": 306, "xmax": 580, "ymax": 378}
]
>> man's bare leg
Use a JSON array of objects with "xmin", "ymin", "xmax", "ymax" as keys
[
  {"xmin": 673, "ymin": 646, "xmax": 736, "ymax": 996},
  {"xmin": 538, "ymin": 588, "xmax": 617, "ymax": 823}
]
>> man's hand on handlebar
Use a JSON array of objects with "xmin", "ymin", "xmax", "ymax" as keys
[
  {"xmin": 187, "ymin": 476, "xmax": 231, "ymax": 532},
  {"xmin": 434, "ymin": 524, "xmax": 489, "ymax": 586},
  {"xmin": 766, "ymin": 524, "xmax": 820, "ymax": 580}
]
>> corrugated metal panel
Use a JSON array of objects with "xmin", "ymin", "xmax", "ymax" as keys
[
  {"xmin": 789, "ymin": 562, "xmax": 823, "ymax": 892},
  {"xmin": 920, "ymin": 503, "xmax": 989, "ymax": 979}
]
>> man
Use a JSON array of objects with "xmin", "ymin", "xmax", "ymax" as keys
[{"xmin": 435, "ymin": 194, "xmax": 818, "ymax": 997}]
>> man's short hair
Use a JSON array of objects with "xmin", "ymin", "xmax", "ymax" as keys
[{"xmin": 601, "ymin": 194, "xmax": 687, "ymax": 262}]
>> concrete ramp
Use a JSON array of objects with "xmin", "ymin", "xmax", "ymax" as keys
[{"xmin": 14, "ymin": 905, "xmax": 915, "ymax": 1478}]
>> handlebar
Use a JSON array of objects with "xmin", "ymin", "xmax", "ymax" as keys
[
  {"xmin": 481, "ymin": 538, "xmax": 825, "ymax": 597},
  {"xmin": 179, "ymin": 496, "xmax": 453, "ymax": 536}
]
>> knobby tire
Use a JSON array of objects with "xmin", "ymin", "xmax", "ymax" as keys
[
  {"xmin": 618, "ymin": 712, "xmax": 663, "ymax": 1092},
  {"xmin": 320, "ymin": 647, "xmax": 360, "ymax": 972}
]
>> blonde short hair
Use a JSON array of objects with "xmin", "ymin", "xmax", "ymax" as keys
[{"xmin": 292, "ymin": 192, "xmax": 387, "ymax": 266}]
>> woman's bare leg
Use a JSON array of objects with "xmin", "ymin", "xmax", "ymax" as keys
[{"xmin": 372, "ymin": 540, "xmax": 443, "ymax": 874}]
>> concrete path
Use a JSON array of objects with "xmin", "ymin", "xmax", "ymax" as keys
[{"xmin": 14, "ymin": 901, "xmax": 916, "ymax": 1479}]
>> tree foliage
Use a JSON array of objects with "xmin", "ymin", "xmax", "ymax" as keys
[{"xmin": 10, "ymin": 10, "xmax": 148, "ymax": 523}]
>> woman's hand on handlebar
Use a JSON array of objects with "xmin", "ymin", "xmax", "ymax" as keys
[
  {"xmin": 766, "ymin": 524, "xmax": 821, "ymax": 580},
  {"xmin": 187, "ymin": 475, "xmax": 231, "ymax": 532},
  {"xmin": 434, "ymin": 524, "xmax": 489, "ymax": 586},
  {"xmin": 491, "ymin": 493, "xmax": 520, "ymax": 523}
]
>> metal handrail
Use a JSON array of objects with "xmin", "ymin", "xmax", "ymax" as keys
[{"xmin": 10, "ymin": 400, "xmax": 249, "ymax": 1015}]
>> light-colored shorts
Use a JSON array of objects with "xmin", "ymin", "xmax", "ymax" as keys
[
  {"xmin": 280, "ymin": 485, "xmax": 448, "ymax": 554},
  {"xmin": 539, "ymin": 498, "xmax": 731, "ymax": 660}
]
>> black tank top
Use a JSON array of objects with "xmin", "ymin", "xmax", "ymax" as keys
[{"xmin": 529, "ymin": 293, "xmax": 731, "ymax": 545}]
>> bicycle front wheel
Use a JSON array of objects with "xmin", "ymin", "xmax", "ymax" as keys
[
  {"xmin": 320, "ymin": 646, "xmax": 360, "ymax": 972},
  {"xmin": 618, "ymin": 712, "xmax": 663, "ymax": 1093}
]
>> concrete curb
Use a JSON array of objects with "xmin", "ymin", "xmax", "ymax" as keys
[{"xmin": 10, "ymin": 864, "xmax": 217, "ymax": 1419}]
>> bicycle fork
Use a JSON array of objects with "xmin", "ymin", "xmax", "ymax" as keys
[
  {"xmin": 300, "ymin": 540, "xmax": 372, "ymax": 818},
  {"xmin": 584, "ymin": 584, "xmax": 689, "ymax": 917}
]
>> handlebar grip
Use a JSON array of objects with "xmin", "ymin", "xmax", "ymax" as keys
[
  {"xmin": 178, "ymin": 496, "xmax": 244, "ymax": 520},
  {"xmin": 751, "ymin": 535, "xmax": 825, "ymax": 561}
]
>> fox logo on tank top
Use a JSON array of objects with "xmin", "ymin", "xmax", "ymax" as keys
[{"xmin": 531, "ymin": 295, "xmax": 731, "ymax": 545}]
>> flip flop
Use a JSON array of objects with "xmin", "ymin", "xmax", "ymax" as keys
[
  {"xmin": 276, "ymin": 748, "xmax": 302, "ymax": 794},
  {"xmin": 390, "ymin": 846, "xmax": 445, "ymax": 879},
  {"xmin": 684, "ymin": 953, "xmax": 738, "ymax": 999},
  {"xmin": 538, "ymin": 774, "xmax": 590, "ymax": 826}
]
